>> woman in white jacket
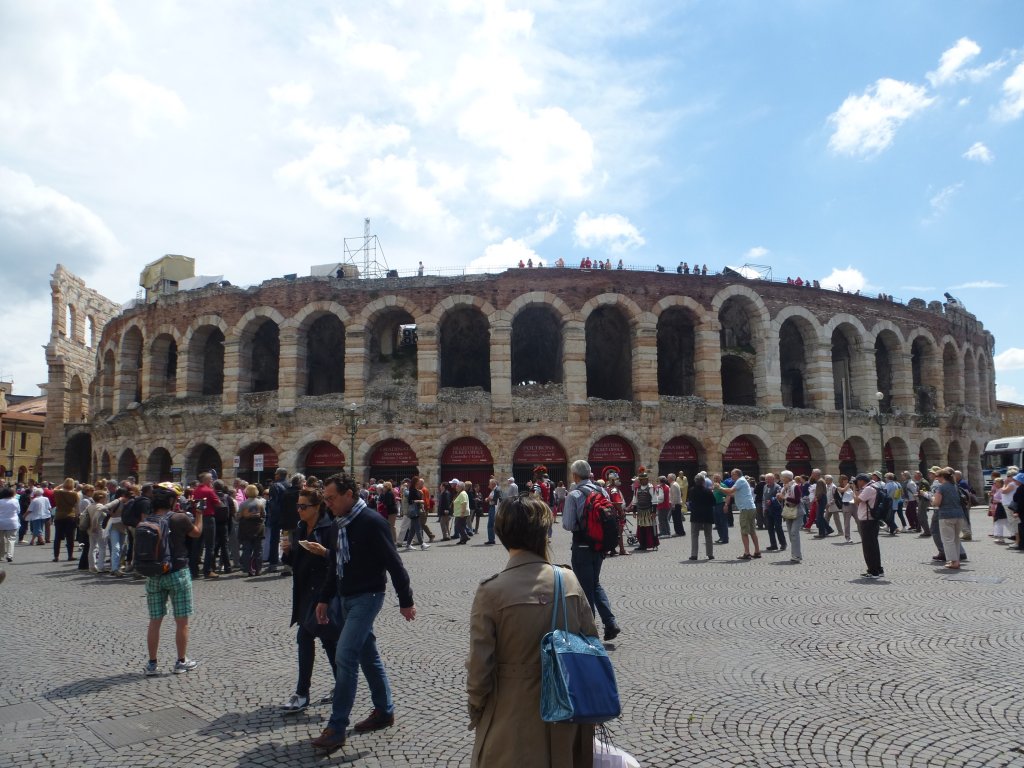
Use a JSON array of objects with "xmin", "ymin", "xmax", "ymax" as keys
[
  {"xmin": 25, "ymin": 488, "xmax": 51, "ymax": 546},
  {"xmin": 0, "ymin": 487, "xmax": 21, "ymax": 562}
]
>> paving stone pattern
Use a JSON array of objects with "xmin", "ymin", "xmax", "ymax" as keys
[{"xmin": 2, "ymin": 522, "xmax": 1023, "ymax": 767}]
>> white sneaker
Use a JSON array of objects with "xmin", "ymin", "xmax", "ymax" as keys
[
  {"xmin": 420, "ymin": 543, "xmax": 430, "ymax": 550},
  {"xmin": 281, "ymin": 693, "xmax": 309, "ymax": 713},
  {"xmin": 173, "ymin": 658, "xmax": 200, "ymax": 674}
]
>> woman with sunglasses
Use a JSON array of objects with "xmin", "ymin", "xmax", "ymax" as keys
[{"xmin": 279, "ymin": 487, "xmax": 339, "ymax": 713}]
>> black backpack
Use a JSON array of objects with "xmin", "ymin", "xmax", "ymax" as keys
[
  {"xmin": 120, "ymin": 498, "xmax": 142, "ymax": 528},
  {"xmin": 869, "ymin": 484, "xmax": 892, "ymax": 522},
  {"xmin": 134, "ymin": 513, "xmax": 173, "ymax": 577}
]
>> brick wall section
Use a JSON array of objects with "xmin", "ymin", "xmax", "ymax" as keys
[{"xmin": 50, "ymin": 267, "xmax": 998, "ymax": 490}]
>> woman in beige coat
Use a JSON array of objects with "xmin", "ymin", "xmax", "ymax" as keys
[{"xmin": 467, "ymin": 495, "xmax": 598, "ymax": 768}]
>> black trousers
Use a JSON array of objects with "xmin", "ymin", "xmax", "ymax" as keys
[
  {"xmin": 671, "ymin": 504, "xmax": 685, "ymax": 536},
  {"xmin": 857, "ymin": 519, "xmax": 882, "ymax": 575},
  {"xmin": 53, "ymin": 518, "xmax": 76, "ymax": 560}
]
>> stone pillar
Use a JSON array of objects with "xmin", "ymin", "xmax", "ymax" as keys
[
  {"xmin": 927, "ymin": 350, "xmax": 945, "ymax": 412},
  {"xmin": 490, "ymin": 313, "xmax": 512, "ymax": 409},
  {"xmin": 345, "ymin": 328, "xmax": 366, "ymax": 402},
  {"xmin": 805, "ymin": 343, "xmax": 834, "ymax": 410},
  {"xmin": 851, "ymin": 344, "xmax": 877, "ymax": 411},
  {"xmin": 277, "ymin": 324, "xmax": 299, "ymax": 410},
  {"xmin": 416, "ymin": 322, "xmax": 439, "ymax": 404},
  {"xmin": 634, "ymin": 321, "xmax": 658, "ymax": 406},
  {"xmin": 758, "ymin": 333, "xmax": 782, "ymax": 409},
  {"xmin": 693, "ymin": 322, "xmax": 722, "ymax": 403},
  {"xmin": 563, "ymin": 320, "xmax": 587, "ymax": 404},
  {"xmin": 890, "ymin": 351, "xmax": 915, "ymax": 413},
  {"xmin": 222, "ymin": 339, "xmax": 241, "ymax": 413}
]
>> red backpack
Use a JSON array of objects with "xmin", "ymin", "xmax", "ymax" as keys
[{"xmin": 579, "ymin": 490, "xmax": 618, "ymax": 555}]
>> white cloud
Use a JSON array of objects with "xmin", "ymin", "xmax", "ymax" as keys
[
  {"xmin": 994, "ymin": 61, "xmax": 1024, "ymax": 121},
  {"xmin": 744, "ymin": 246, "xmax": 770, "ymax": 260},
  {"xmin": 997, "ymin": 382, "xmax": 1021, "ymax": 402},
  {"xmin": 950, "ymin": 280, "xmax": 1007, "ymax": 289},
  {"xmin": 827, "ymin": 78, "xmax": 934, "ymax": 157},
  {"xmin": 96, "ymin": 70, "xmax": 187, "ymax": 134},
  {"xmin": 994, "ymin": 348, "xmax": 1024, "ymax": 372},
  {"xmin": 269, "ymin": 82, "xmax": 313, "ymax": 108},
  {"xmin": 924, "ymin": 182, "xmax": 963, "ymax": 223},
  {"xmin": 523, "ymin": 211, "xmax": 562, "ymax": 246},
  {"xmin": 927, "ymin": 38, "xmax": 981, "ymax": 86},
  {"xmin": 819, "ymin": 267, "xmax": 867, "ymax": 292},
  {"xmin": 962, "ymin": 141, "xmax": 994, "ymax": 164},
  {"xmin": 466, "ymin": 238, "xmax": 540, "ymax": 273},
  {"xmin": 573, "ymin": 212, "xmax": 644, "ymax": 252}
]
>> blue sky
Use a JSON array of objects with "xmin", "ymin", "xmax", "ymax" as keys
[{"xmin": 1, "ymin": 1, "xmax": 1022, "ymax": 401}]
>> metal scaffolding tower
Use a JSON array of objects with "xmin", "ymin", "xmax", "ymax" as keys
[{"xmin": 342, "ymin": 218, "xmax": 390, "ymax": 279}]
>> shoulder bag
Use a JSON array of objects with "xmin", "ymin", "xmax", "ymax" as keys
[{"xmin": 540, "ymin": 566, "xmax": 621, "ymax": 724}]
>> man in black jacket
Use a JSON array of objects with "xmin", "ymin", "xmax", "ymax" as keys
[
  {"xmin": 279, "ymin": 473, "xmax": 304, "ymax": 576},
  {"xmin": 311, "ymin": 473, "xmax": 416, "ymax": 753}
]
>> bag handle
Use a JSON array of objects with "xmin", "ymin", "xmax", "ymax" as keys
[{"xmin": 550, "ymin": 566, "xmax": 568, "ymax": 632}]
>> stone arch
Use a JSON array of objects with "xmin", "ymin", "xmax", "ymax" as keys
[
  {"xmin": 885, "ymin": 435, "xmax": 910, "ymax": 474},
  {"xmin": 585, "ymin": 304, "xmax": 632, "ymax": 400},
  {"xmin": 579, "ymin": 293, "xmax": 645, "ymax": 327},
  {"xmin": 234, "ymin": 311, "xmax": 282, "ymax": 394},
  {"xmin": 908, "ymin": 331, "xmax": 940, "ymax": 414},
  {"xmin": 947, "ymin": 439, "xmax": 965, "ymax": 472},
  {"xmin": 511, "ymin": 303, "xmax": 564, "ymax": 386},
  {"xmin": 718, "ymin": 429, "xmax": 771, "ymax": 477},
  {"xmin": 968, "ymin": 440, "xmax": 983, "ymax": 493},
  {"xmin": 68, "ymin": 374, "xmax": 85, "ymax": 422},
  {"xmin": 720, "ymin": 355, "xmax": 755, "ymax": 406},
  {"xmin": 657, "ymin": 305, "xmax": 696, "ymax": 397},
  {"xmin": 974, "ymin": 349, "xmax": 989, "ymax": 416},
  {"xmin": 942, "ymin": 339, "xmax": 963, "ymax": 409},
  {"xmin": 873, "ymin": 326, "xmax": 903, "ymax": 413},
  {"xmin": 288, "ymin": 304, "xmax": 348, "ymax": 397},
  {"xmin": 183, "ymin": 316, "xmax": 229, "ymax": 397},
  {"xmin": 66, "ymin": 303, "xmax": 77, "ymax": 341},
  {"xmin": 148, "ymin": 328, "xmax": 180, "ymax": 399},
  {"xmin": 778, "ymin": 426, "xmax": 830, "ymax": 468},
  {"xmin": 117, "ymin": 447, "xmax": 139, "ymax": 479},
  {"xmin": 186, "ymin": 441, "xmax": 223, "ymax": 482},
  {"xmin": 716, "ymin": 291, "xmax": 767, "ymax": 406},
  {"xmin": 100, "ymin": 348, "xmax": 115, "ymax": 413},
  {"xmin": 839, "ymin": 435, "xmax": 872, "ymax": 478},
  {"xmin": 505, "ymin": 292, "xmax": 574, "ymax": 323},
  {"xmin": 100, "ymin": 450, "xmax": 112, "ymax": 477},
  {"xmin": 438, "ymin": 304, "xmax": 491, "ymax": 390},
  {"xmin": 64, "ymin": 432, "xmax": 92, "ymax": 482},
  {"xmin": 117, "ymin": 324, "xmax": 144, "ymax": 410},
  {"xmin": 777, "ymin": 316, "xmax": 813, "ymax": 409},
  {"xmin": 829, "ymin": 319, "xmax": 867, "ymax": 411},
  {"xmin": 963, "ymin": 347, "xmax": 980, "ymax": 413},
  {"xmin": 146, "ymin": 447, "xmax": 173, "ymax": 482},
  {"xmin": 919, "ymin": 437, "xmax": 943, "ymax": 474}
]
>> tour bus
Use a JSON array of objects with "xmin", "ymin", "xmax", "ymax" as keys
[{"xmin": 982, "ymin": 437, "xmax": 1024, "ymax": 493}]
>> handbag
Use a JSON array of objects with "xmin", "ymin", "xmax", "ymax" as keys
[
  {"xmin": 781, "ymin": 503, "xmax": 798, "ymax": 521},
  {"xmin": 301, "ymin": 594, "xmax": 341, "ymax": 637},
  {"xmin": 540, "ymin": 566, "xmax": 621, "ymax": 724}
]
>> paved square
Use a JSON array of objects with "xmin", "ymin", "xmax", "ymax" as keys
[{"xmin": 1, "ymin": 522, "xmax": 1022, "ymax": 767}]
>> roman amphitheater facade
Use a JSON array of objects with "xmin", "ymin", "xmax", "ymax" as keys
[{"xmin": 44, "ymin": 267, "xmax": 998, "ymax": 492}]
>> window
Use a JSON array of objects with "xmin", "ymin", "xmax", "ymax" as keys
[
  {"xmin": 20, "ymin": 432, "xmax": 27, "ymax": 450},
  {"xmin": 1, "ymin": 430, "xmax": 5, "ymax": 449}
]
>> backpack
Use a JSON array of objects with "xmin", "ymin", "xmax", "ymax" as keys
[
  {"xmin": 957, "ymin": 486, "xmax": 973, "ymax": 514},
  {"xmin": 869, "ymin": 484, "xmax": 892, "ymax": 523},
  {"xmin": 214, "ymin": 492, "xmax": 232, "ymax": 524},
  {"xmin": 579, "ymin": 490, "xmax": 618, "ymax": 555},
  {"xmin": 634, "ymin": 486, "xmax": 653, "ymax": 510},
  {"xmin": 120, "ymin": 498, "xmax": 142, "ymax": 528},
  {"xmin": 134, "ymin": 512, "xmax": 173, "ymax": 577}
]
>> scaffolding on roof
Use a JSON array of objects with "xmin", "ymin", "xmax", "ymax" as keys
[{"xmin": 341, "ymin": 218, "xmax": 390, "ymax": 279}]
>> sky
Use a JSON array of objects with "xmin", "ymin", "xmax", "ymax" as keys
[{"xmin": 1, "ymin": 0, "xmax": 1023, "ymax": 402}]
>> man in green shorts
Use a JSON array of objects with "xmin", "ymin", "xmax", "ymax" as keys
[{"xmin": 144, "ymin": 484, "xmax": 203, "ymax": 676}]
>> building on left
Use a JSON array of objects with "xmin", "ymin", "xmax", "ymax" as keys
[{"xmin": 0, "ymin": 382, "xmax": 46, "ymax": 483}]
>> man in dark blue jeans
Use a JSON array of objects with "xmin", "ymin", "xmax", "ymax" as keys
[
  {"xmin": 311, "ymin": 473, "xmax": 417, "ymax": 754},
  {"xmin": 562, "ymin": 460, "xmax": 621, "ymax": 642}
]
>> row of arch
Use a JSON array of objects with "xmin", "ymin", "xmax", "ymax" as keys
[
  {"xmin": 67, "ymin": 428, "xmax": 985, "ymax": 494},
  {"xmin": 87, "ymin": 287, "xmax": 996, "ymax": 420}
]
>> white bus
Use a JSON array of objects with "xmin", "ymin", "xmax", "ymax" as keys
[{"xmin": 982, "ymin": 437, "xmax": 1024, "ymax": 492}]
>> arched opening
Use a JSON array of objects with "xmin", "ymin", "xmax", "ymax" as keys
[
  {"xmin": 977, "ymin": 355, "xmax": 991, "ymax": 416},
  {"xmin": 785, "ymin": 438, "xmax": 813, "ymax": 478},
  {"xmin": 368, "ymin": 308, "xmax": 418, "ymax": 386},
  {"xmin": 588, "ymin": 435, "xmax": 636, "ymax": 504},
  {"xmin": 947, "ymin": 441, "xmax": 964, "ymax": 473},
  {"xmin": 68, "ymin": 375, "xmax": 85, "ymax": 422},
  {"xmin": 721, "ymin": 355, "xmax": 756, "ymax": 406},
  {"xmin": 100, "ymin": 450, "xmax": 112, "ymax": 477},
  {"xmin": 149, "ymin": 334, "xmax": 178, "ymax": 398},
  {"xmin": 86, "ymin": 316, "xmax": 95, "ymax": 348},
  {"xmin": 511, "ymin": 306, "xmax": 563, "ymax": 386},
  {"xmin": 779, "ymin": 319, "xmax": 808, "ymax": 409},
  {"xmin": 963, "ymin": 353, "xmax": 979, "ymax": 413},
  {"xmin": 885, "ymin": 437, "xmax": 909, "ymax": 475},
  {"xmin": 146, "ymin": 447, "xmax": 173, "ymax": 483},
  {"xmin": 658, "ymin": 436, "xmax": 701, "ymax": 484},
  {"xmin": 118, "ymin": 448, "xmax": 139, "ymax": 480},
  {"xmin": 66, "ymin": 304, "xmax": 75, "ymax": 339},
  {"xmin": 118, "ymin": 327, "xmax": 144, "ymax": 409},
  {"xmin": 942, "ymin": 342, "xmax": 962, "ymax": 409},
  {"xmin": 512, "ymin": 436, "xmax": 568, "ymax": 489},
  {"xmin": 722, "ymin": 436, "xmax": 760, "ymax": 479},
  {"xmin": 64, "ymin": 433, "xmax": 92, "ymax": 482},
  {"xmin": 874, "ymin": 331, "xmax": 900, "ymax": 413},
  {"xmin": 831, "ymin": 325, "xmax": 859, "ymax": 410},
  {"xmin": 657, "ymin": 308, "xmax": 695, "ymax": 396},
  {"xmin": 585, "ymin": 306, "xmax": 632, "ymax": 400},
  {"xmin": 17, "ymin": 466, "xmax": 27, "ymax": 483},
  {"xmin": 839, "ymin": 439, "xmax": 861, "ymax": 478},
  {"xmin": 101, "ymin": 349, "xmax": 115, "ymax": 412},
  {"xmin": 910, "ymin": 337, "xmax": 937, "ymax": 414},
  {"xmin": 187, "ymin": 326, "xmax": 225, "ymax": 396},
  {"xmin": 243, "ymin": 319, "xmax": 280, "ymax": 393},
  {"xmin": 238, "ymin": 442, "xmax": 280, "ymax": 483},
  {"xmin": 368, "ymin": 440, "xmax": 419, "ymax": 484},
  {"xmin": 919, "ymin": 438, "xmax": 942, "ymax": 474},
  {"xmin": 300, "ymin": 441, "xmax": 346, "ymax": 479},
  {"xmin": 968, "ymin": 441, "xmax": 982, "ymax": 494},
  {"xmin": 440, "ymin": 437, "xmax": 495, "ymax": 491},
  {"xmin": 189, "ymin": 443, "xmax": 223, "ymax": 482},
  {"xmin": 305, "ymin": 314, "xmax": 346, "ymax": 396},
  {"xmin": 439, "ymin": 307, "xmax": 491, "ymax": 390}
]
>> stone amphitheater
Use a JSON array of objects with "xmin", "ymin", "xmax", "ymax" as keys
[{"xmin": 42, "ymin": 263, "xmax": 997, "ymax": 491}]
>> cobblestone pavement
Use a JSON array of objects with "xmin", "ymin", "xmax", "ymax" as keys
[{"xmin": 2, "ymin": 516, "xmax": 1024, "ymax": 767}]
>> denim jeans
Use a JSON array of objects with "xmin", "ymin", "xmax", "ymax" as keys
[
  {"xmin": 713, "ymin": 503, "xmax": 728, "ymax": 543},
  {"xmin": 108, "ymin": 525, "xmax": 124, "ymax": 571},
  {"xmin": 328, "ymin": 592, "xmax": 393, "ymax": 732},
  {"xmin": 766, "ymin": 509, "xmax": 787, "ymax": 549},
  {"xmin": 296, "ymin": 623, "xmax": 339, "ymax": 698},
  {"xmin": 487, "ymin": 506, "xmax": 496, "ymax": 543},
  {"xmin": 263, "ymin": 524, "xmax": 281, "ymax": 566},
  {"xmin": 570, "ymin": 545, "xmax": 617, "ymax": 629},
  {"xmin": 787, "ymin": 517, "xmax": 802, "ymax": 560}
]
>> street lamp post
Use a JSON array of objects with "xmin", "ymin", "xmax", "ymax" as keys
[
  {"xmin": 345, "ymin": 403, "xmax": 364, "ymax": 480},
  {"xmin": 871, "ymin": 391, "xmax": 902, "ymax": 473}
]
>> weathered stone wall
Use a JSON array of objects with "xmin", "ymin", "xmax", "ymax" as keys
[{"xmin": 49, "ymin": 267, "xmax": 998, "ymax": 491}]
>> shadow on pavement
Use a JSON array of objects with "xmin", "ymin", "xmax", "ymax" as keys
[
  {"xmin": 45, "ymin": 672, "xmax": 141, "ymax": 699},
  {"xmin": 234, "ymin": 738, "xmax": 368, "ymax": 766}
]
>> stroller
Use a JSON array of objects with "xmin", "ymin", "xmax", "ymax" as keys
[{"xmin": 622, "ymin": 516, "xmax": 639, "ymax": 548}]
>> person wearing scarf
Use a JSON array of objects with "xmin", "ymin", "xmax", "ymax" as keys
[{"xmin": 311, "ymin": 473, "xmax": 417, "ymax": 754}]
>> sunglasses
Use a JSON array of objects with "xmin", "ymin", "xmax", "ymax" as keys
[{"xmin": 297, "ymin": 503, "xmax": 314, "ymax": 510}]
